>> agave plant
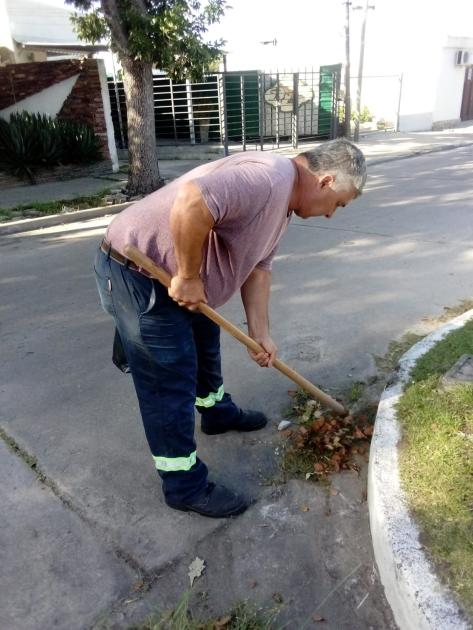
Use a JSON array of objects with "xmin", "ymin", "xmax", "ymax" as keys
[
  {"xmin": 60, "ymin": 121, "xmax": 102, "ymax": 164},
  {"xmin": 0, "ymin": 115, "xmax": 42, "ymax": 183},
  {"xmin": 0, "ymin": 111, "xmax": 102, "ymax": 183}
]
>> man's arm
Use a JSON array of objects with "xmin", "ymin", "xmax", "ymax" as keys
[
  {"xmin": 240, "ymin": 267, "xmax": 278, "ymax": 368},
  {"xmin": 168, "ymin": 181, "xmax": 215, "ymax": 310}
]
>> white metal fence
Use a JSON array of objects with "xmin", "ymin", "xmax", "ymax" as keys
[{"xmin": 107, "ymin": 68, "xmax": 342, "ymax": 153}]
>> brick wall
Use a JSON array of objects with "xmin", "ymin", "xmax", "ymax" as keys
[
  {"xmin": 0, "ymin": 59, "xmax": 110, "ymax": 159},
  {"xmin": 57, "ymin": 60, "xmax": 110, "ymax": 159},
  {"xmin": 0, "ymin": 60, "xmax": 81, "ymax": 110}
]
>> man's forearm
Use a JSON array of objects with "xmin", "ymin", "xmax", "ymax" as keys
[{"xmin": 240, "ymin": 267, "xmax": 272, "ymax": 337}]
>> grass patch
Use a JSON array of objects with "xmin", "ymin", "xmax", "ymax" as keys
[
  {"xmin": 397, "ymin": 318, "xmax": 473, "ymax": 618},
  {"xmin": 347, "ymin": 381, "xmax": 364, "ymax": 404},
  {"xmin": 0, "ymin": 189, "xmax": 112, "ymax": 222},
  {"xmin": 375, "ymin": 332, "xmax": 424, "ymax": 373},
  {"xmin": 129, "ymin": 595, "xmax": 280, "ymax": 630},
  {"xmin": 410, "ymin": 319, "xmax": 473, "ymax": 382}
]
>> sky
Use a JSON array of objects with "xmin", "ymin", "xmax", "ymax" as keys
[
  {"xmin": 208, "ymin": 0, "xmax": 473, "ymax": 74},
  {"xmin": 22, "ymin": 0, "xmax": 473, "ymax": 76}
]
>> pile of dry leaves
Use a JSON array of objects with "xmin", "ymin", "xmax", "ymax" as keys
[{"xmin": 282, "ymin": 394, "xmax": 374, "ymax": 477}]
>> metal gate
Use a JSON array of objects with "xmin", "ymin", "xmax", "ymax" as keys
[{"xmin": 107, "ymin": 68, "xmax": 341, "ymax": 153}]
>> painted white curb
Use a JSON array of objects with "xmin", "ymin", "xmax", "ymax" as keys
[
  {"xmin": 0, "ymin": 202, "xmax": 132, "ymax": 236},
  {"xmin": 368, "ymin": 308, "xmax": 473, "ymax": 630}
]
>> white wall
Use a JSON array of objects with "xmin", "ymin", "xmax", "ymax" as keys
[
  {"xmin": 433, "ymin": 48, "xmax": 467, "ymax": 123},
  {"xmin": 433, "ymin": 38, "xmax": 473, "ymax": 124},
  {"xmin": 0, "ymin": 75, "xmax": 79, "ymax": 119},
  {"xmin": 0, "ymin": 0, "xmax": 14, "ymax": 52},
  {"xmin": 398, "ymin": 73, "xmax": 436, "ymax": 132},
  {"xmin": 394, "ymin": 33, "xmax": 444, "ymax": 132}
]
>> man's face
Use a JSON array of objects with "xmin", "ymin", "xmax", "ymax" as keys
[{"xmin": 293, "ymin": 172, "xmax": 358, "ymax": 220}]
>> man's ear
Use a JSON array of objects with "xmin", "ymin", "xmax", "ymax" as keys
[{"xmin": 320, "ymin": 174, "xmax": 334, "ymax": 189}]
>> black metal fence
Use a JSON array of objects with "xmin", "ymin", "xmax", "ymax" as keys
[{"xmin": 107, "ymin": 67, "xmax": 342, "ymax": 152}]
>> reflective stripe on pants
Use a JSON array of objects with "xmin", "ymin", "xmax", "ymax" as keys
[{"xmin": 195, "ymin": 384, "xmax": 225, "ymax": 408}]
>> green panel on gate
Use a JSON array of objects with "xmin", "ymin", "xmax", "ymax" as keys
[
  {"xmin": 318, "ymin": 64, "xmax": 341, "ymax": 139},
  {"xmin": 225, "ymin": 71, "xmax": 260, "ymax": 141}
]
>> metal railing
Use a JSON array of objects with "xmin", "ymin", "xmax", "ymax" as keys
[{"xmin": 107, "ymin": 68, "xmax": 342, "ymax": 153}]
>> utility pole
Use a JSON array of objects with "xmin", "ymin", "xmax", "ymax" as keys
[
  {"xmin": 354, "ymin": 0, "xmax": 375, "ymax": 142},
  {"xmin": 344, "ymin": 0, "xmax": 352, "ymax": 140}
]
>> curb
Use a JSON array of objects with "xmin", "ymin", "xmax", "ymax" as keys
[
  {"xmin": 366, "ymin": 141, "xmax": 473, "ymax": 167},
  {"xmin": 368, "ymin": 308, "xmax": 473, "ymax": 630},
  {"xmin": 0, "ymin": 202, "xmax": 132, "ymax": 236}
]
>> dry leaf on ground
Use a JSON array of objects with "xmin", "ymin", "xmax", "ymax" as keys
[{"xmin": 188, "ymin": 556, "xmax": 206, "ymax": 587}]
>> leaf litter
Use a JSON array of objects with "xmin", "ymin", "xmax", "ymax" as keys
[{"xmin": 282, "ymin": 392, "xmax": 375, "ymax": 478}]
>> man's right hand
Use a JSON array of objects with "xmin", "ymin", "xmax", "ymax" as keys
[{"xmin": 168, "ymin": 275, "xmax": 207, "ymax": 311}]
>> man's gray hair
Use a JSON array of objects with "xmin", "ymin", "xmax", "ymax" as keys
[{"xmin": 298, "ymin": 138, "xmax": 367, "ymax": 194}]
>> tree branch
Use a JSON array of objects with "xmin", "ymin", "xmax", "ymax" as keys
[{"xmin": 101, "ymin": 0, "xmax": 130, "ymax": 54}]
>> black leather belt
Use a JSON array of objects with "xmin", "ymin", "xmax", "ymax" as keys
[{"xmin": 100, "ymin": 238, "xmax": 150, "ymax": 276}]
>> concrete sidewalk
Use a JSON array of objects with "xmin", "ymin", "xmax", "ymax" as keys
[
  {"xmin": 0, "ymin": 125, "xmax": 471, "ymax": 212},
  {"xmin": 355, "ymin": 124, "xmax": 473, "ymax": 164},
  {"xmin": 0, "ymin": 160, "xmax": 211, "ymax": 210}
]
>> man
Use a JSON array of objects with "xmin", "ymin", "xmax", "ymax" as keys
[{"xmin": 94, "ymin": 138, "xmax": 367, "ymax": 519}]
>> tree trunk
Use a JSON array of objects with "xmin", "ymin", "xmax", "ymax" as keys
[{"xmin": 121, "ymin": 57, "xmax": 163, "ymax": 196}]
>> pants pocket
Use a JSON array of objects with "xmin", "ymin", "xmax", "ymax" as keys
[
  {"xmin": 94, "ymin": 251, "xmax": 115, "ymax": 317},
  {"xmin": 126, "ymin": 269, "xmax": 157, "ymax": 317}
]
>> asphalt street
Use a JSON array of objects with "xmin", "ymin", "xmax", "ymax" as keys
[{"xmin": 1, "ymin": 145, "xmax": 472, "ymax": 629}]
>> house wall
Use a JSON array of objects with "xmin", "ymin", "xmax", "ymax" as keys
[
  {"xmin": 397, "ymin": 42, "xmax": 443, "ymax": 133},
  {"xmin": 56, "ymin": 59, "xmax": 112, "ymax": 162},
  {"xmin": 381, "ymin": 34, "xmax": 473, "ymax": 132},
  {"xmin": 433, "ymin": 49, "xmax": 466, "ymax": 124},
  {"xmin": 0, "ymin": 59, "xmax": 118, "ymax": 170},
  {"xmin": 0, "ymin": 60, "xmax": 84, "ymax": 110},
  {"xmin": 13, "ymin": 45, "xmax": 47, "ymax": 64},
  {"xmin": 433, "ymin": 38, "xmax": 473, "ymax": 126},
  {"xmin": 0, "ymin": 0, "xmax": 14, "ymax": 55},
  {"xmin": 1, "ymin": 75, "xmax": 79, "ymax": 118}
]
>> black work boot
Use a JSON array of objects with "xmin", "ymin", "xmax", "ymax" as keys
[
  {"xmin": 201, "ymin": 408, "xmax": 268, "ymax": 435},
  {"xmin": 199, "ymin": 393, "xmax": 268, "ymax": 435},
  {"xmin": 165, "ymin": 482, "xmax": 249, "ymax": 518}
]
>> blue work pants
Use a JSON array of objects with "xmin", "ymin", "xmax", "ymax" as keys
[{"xmin": 94, "ymin": 247, "xmax": 239, "ymax": 503}]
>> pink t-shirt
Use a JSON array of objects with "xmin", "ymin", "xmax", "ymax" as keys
[{"xmin": 106, "ymin": 152, "xmax": 296, "ymax": 307}]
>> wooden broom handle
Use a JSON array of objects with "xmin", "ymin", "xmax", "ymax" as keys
[{"xmin": 124, "ymin": 245, "xmax": 347, "ymax": 416}]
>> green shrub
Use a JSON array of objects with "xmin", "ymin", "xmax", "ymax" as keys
[
  {"xmin": 59, "ymin": 120, "xmax": 102, "ymax": 164},
  {"xmin": 0, "ymin": 111, "xmax": 102, "ymax": 183},
  {"xmin": 351, "ymin": 106, "xmax": 374, "ymax": 123}
]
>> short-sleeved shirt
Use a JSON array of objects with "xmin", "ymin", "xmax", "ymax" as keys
[{"xmin": 105, "ymin": 152, "xmax": 296, "ymax": 307}]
